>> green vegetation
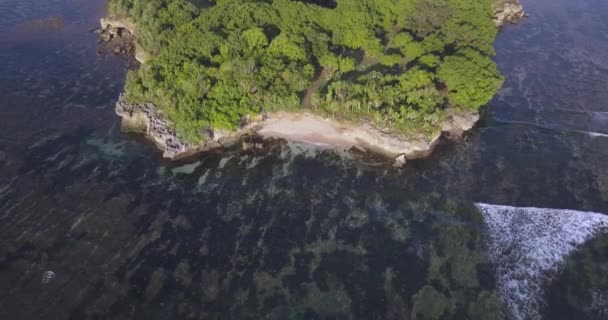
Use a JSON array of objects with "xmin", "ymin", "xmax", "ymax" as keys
[{"xmin": 110, "ymin": 0, "xmax": 504, "ymax": 142}]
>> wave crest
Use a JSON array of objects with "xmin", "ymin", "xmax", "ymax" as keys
[{"xmin": 476, "ymin": 203, "xmax": 608, "ymax": 320}]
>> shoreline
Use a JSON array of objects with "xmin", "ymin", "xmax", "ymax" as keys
[
  {"xmin": 115, "ymin": 95, "xmax": 478, "ymax": 166},
  {"xmin": 105, "ymin": 0, "xmax": 524, "ymax": 167}
]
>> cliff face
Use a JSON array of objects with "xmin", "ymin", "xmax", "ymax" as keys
[
  {"xmin": 493, "ymin": 0, "xmax": 526, "ymax": 27},
  {"xmin": 116, "ymin": 96, "xmax": 250, "ymax": 159},
  {"xmin": 98, "ymin": 18, "xmax": 149, "ymax": 64},
  {"xmin": 115, "ymin": 95, "xmax": 191, "ymax": 158},
  {"xmin": 115, "ymin": 95, "xmax": 479, "ymax": 166}
]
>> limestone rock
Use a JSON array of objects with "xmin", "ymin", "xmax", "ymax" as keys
[
  {"xmin": 115, "ymin": 95, "xmax": 191, "ymax": 159},
  {"xmin": 493, "ymin": 0, "xmax": 526, "ymax": 27},
  {"xmin": 115, "ymin": 95, "xmax": 247, "ymax": 160},
  {"xmin": 440, "ymin": 108, "xmax": 480, "ymax": 136},
  {"xmin": 98, "ymin": 17, "xmax": 149, "ymax": 64},
  {"xmin": 393, "ymin": 154, "xmax": 407, "ymax": 168}
]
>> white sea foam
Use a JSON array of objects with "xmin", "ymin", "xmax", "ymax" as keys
[
  {"xmin": 588, "ymin": 131, "xmax": 608, "ymax": 138},
  {"xmin": 475, "ymin": 203, "xmax": 608, "ymax": 320},
  {"xmin": 41, "ymin": 270, "xmax": 55, "ymax": 284}
]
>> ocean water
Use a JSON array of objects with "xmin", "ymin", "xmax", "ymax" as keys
[{"xmin": 1, "ymin": 0, "xmax": 608, "ymax": 319}]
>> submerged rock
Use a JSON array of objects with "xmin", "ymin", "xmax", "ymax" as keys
[
  {"xmin": 100, "ymin": 17, "xmax": 136, "ymax": 34},
  {"xmin": 440, "ymin": 108, "xmax": 480, "ymax": 136},
  {"xmin": 41, "ymin": 270, "xmax": 56, "ymax": 284}
]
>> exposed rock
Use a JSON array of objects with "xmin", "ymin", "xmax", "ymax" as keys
[
  {"xmin": 256, "ymin": 110, "xmax": 477, "ymax": 164},
  {"xmin": 116, "ymin": 95, "xmax": 190, "ymax": 159},
  {"xmin": 493, "ymin": 0, "xmax": 526, "ymax": 27},
  {"xmin": 134, "ymin": 43, "xmax": 150, "ymax": 64},
  {"xmin": 255, "ymin": 111, "xmax": 442, "ymax": 160},
  {"xmin": 98, "ymin": 17, "xmax": 149, "ymax": 64},
  {"xmin": 115, "ymin": 95, "xmax": 248, "ymax": 160},
  {"xmin": 99, "ymin": 31, "xmax": 112, "ymax": 42},
  {"xmin": 440, "ymin": 108, "xmax": 480, "ymax": 136},
  {"xmin": 100, "ymin": 17, "xmax": 136, "ymax": 34},
  {"xmin": 394, "ymin": 154, "xmax": 407, "ymax": 168},
  {"xmin": 115, "ymin": 95, "xmax": 479, "ymax": 165}
]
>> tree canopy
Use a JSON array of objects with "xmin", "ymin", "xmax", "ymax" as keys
[{"xmin": 110, "ymin": 0, "xmax": 504, "ymax": 142}]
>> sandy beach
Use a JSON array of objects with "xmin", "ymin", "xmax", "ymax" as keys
[{"xmin": 257, "ymin": 113, "xmax": 358, "ymax": 149}]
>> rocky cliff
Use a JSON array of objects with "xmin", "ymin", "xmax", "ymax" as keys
[
  {"xmin": 115, "ymin": 95, "xmax": 479, "ymax": 166},
  {"xmin": 115, "ymin": 95, "xmax": 249, "ymax": 159},
  {"xmin": 493, "ymin": 0, "xmax": 526, "ymax": 27}
]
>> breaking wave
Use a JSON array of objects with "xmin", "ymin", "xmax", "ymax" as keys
[{"xmin": 476, "ymin": 203, "xmax": 608, "ymax": 320}]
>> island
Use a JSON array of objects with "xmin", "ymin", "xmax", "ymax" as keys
[{"xmin": 100, "ymin": 0, "xmax": 525, "ymax": 166}]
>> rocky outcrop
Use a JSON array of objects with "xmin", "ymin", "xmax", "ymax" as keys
[
  {"xmin": 100, "ymin": 17, "xmax": 136, "ymax": 34},
  {"xmin": 115, "ymin": 96, "xmax": 479, "ymax": 166},
  {"xmin": 115, "ymin": 95, "xmax": 191, "ymax": 158},
  {"xmin": 440, "ymin": 108, "xmax": 480, "ymax": 136},
  {"xmin": 97, "ymin": 18, "xmax": 149, "ymax": 64},
  {"xmin": 93, "ymin": 19, "xmax": 136, "ymax": 63},
  {"xmin": 115, "ymin": 95, "xmax": 256, "ymax": 160},
  {"xmin": 493, "ymin": 0, "xmax": 526, "ymax": 27}
]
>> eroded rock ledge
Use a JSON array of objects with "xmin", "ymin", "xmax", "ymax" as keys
[
  {"xmin": 97, "ymin": 17, "xmax": 149, "ymax": 64},
  {"xmin": 116, "ymin": 95, "xmax": 247, "ymax": 159},
  {"xmin": 115, "ymin": 95, "xmax": 479, "ymax": 166},
  {"xmin": 493, "ymin": 0, "xmax": 526, "ymax": 27}
]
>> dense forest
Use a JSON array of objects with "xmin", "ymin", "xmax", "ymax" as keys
[{"xmin": 109, "ymin": 0, "xmax": 504, "ymax": 142}]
